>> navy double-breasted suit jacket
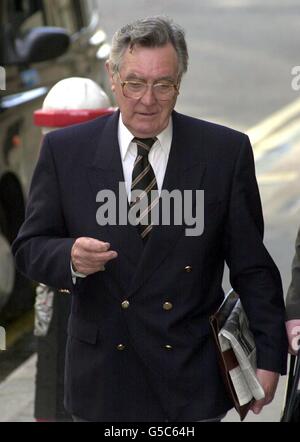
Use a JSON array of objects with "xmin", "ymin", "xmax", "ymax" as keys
[{"xmin": 13, "ymin": 110, "xmax": 288, "ymax": 421}]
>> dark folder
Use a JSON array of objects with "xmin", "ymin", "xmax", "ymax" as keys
[{"xmin": 209, "ymin": 290, "xmax": 254, "ymax": 421}]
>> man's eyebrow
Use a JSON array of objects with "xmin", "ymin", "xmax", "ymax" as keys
[
  {"xmin": 155, "ymin": 76, "xmax": 176, "ymax": 83},
  {"xmin": 125, "ymin": 73, "xmax": 145, "ymax": 81},
  {"xmin": 125, "ymin": 74, "xmax": 176, "ymax": 82}
]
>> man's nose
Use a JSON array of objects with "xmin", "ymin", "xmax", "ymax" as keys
[{"xmin": 140, "ymin": 84, "xmax": 157, "ymax": 105}]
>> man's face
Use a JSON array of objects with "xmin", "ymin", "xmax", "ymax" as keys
[{"xmin": 107, "ymin": 43, "xmax": 180, "ymax": 138}]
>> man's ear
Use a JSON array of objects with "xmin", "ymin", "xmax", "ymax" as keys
[
  {"xmin": 105, "ymin": 60, "xmax": 110, "ymax": 73},
  {"xmin": 105, "ymin": 61, "xmax": 116, "ymax": 92}
]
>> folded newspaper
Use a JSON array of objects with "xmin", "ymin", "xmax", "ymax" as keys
[
  {"xmin": 217, "ymin": 299, "xmax": 265, "ymax": 406},
  {"xmin": 34, "ymin": 283, "xmax": 55, "ymax": 337}
]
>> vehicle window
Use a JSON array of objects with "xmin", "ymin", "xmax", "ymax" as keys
[
  {"xmin": 83, "ymin": 0, "xmax": 99, "ymax": 27},
  {"xmin": 43, "ymin": 0, "xmax": 82, "ymax": 34},
  {"xmin": 7, "ymin": 0, "xmax": 46, "ymax": 32}
]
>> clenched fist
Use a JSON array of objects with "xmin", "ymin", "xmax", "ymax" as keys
[{"xmin": 71, "ymin": 237, "xmax": 118, "ymax": 276}]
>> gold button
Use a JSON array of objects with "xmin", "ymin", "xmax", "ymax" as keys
[
  {"xmin": 117, "ymin": 344, "xmax": 126, "ymax": 351},
  {"xmin": 164, "ymin": 344, "xmax": 173, "ymax": 350},
  {"xmin": 163, "ymin": 302, "xmax": 173, "ymax": 311},
  {"xmin": 121, "ymin": 300, "xmax": 130, "ymax": 309},
  {"xmin": 184, "ymin": 266, "xmax": 192, "ymax": 273}
]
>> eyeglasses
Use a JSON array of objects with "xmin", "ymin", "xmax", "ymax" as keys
[{"xmin": 117, "ymin": 73, "xmax": 179, "ymax": 101}]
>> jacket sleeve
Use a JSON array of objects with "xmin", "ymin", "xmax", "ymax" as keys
[
  {"xmin": 12, "ymin": 134, "xmax": 75, "ymax": 290},
  {"xmin": 286, "ymin": 226, "xmax": 300, "ymax": 320},
  {"xmin": 224, "ymin": 135, "xmax": 288, "ymax": 374}
]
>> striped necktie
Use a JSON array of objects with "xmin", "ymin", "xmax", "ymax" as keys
[{"xmin": 131, "ymin": 137, "xmax": 159, "ymax": 241}]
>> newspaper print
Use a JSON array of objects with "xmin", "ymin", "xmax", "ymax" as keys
[{"xmin": 218, "ymin": 300, "xmax": 265, "ymax": 406}]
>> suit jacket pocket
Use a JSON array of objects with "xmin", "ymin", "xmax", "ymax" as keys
[
  {"xmin": 67, "ymin": 315, "xmax": 99, "ymax": 344},
  {"xmin": 185, "ymin": 317, "xmax": 211, "ymax": 341}
]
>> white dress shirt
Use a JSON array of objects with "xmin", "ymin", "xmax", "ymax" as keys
[
  {"xmin": 118, "ymin": 114, "xmax": 172, "ymax": 201},
  {"xmin": 71, "ymin": 114, "xmax": 173, "ymax": 282}
]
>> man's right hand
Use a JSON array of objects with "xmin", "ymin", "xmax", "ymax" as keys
[
  {"xmin": 71, "ymin": 237, "xmax": 118, "ymax": 276},
  {"xmin": 286, "ymin": 319, "xmax": 300, "ymax": 355}
]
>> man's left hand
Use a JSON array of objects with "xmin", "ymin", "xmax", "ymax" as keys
[{"xmin": 250, "ymin": 369, "xmax": 280, "ymax": 414}]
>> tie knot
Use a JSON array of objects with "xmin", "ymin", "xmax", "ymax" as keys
[{"xmin": 133, "ymin": 137, "xmax": 157, "ymax": 156}]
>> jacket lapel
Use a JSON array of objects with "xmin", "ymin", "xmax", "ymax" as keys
[{"xmin": 128, "ymin": 111, "xmax": 207, "ymax": 297}]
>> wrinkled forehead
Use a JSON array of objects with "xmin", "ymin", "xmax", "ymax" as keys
[{"xmin": 118, "ymin": 43, "xmax": 179, "ymax": 80}]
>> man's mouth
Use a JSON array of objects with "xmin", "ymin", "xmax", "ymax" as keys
[{"xmin": 137, "ymin": 112, "xmax": 157, "ymax": 117}]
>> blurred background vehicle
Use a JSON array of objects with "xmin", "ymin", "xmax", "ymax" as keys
[{"xmin": 0, "ymin": 0, "xmax": 111, "ymax": 324}]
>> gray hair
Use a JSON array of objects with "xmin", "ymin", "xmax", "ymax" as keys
[{"xmin": 109, "ymin": 16, "xmax": 189, "ymax": 79}]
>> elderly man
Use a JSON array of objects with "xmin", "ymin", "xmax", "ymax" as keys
[{"xmin": 13, "ymin": 17, "xmax": 287, "ymax": 422}]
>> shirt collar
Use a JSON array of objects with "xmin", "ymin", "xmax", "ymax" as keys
[{"xmin": 118, "ymin": 114, "xmax": 173, "ymax": 161}]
